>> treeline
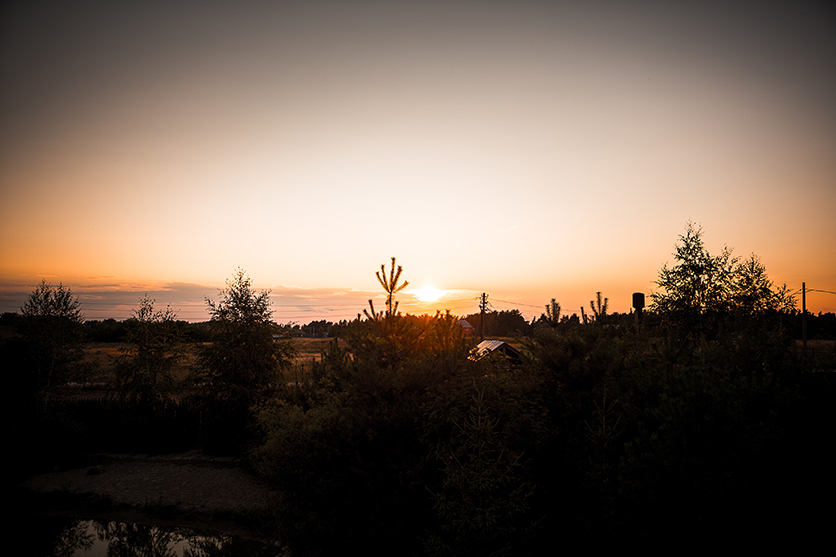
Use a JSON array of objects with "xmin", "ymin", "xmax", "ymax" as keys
[
  {"xmin": 273, "ymin": 307, "xmax": 836, "ymax": 341},
  {"xmin": 294, "ymin": 310, "xmax": 552, "ymax": 339},
  {"xmin": 1, "ymin": 312, "xmax": 211, "ymax": 344},
  {"xmin": 53, "ymin": 309, "xmax": 836, "ymax": 342},
  {"xmin": 3, "ymin": 307, "xmax": 832, "ymax": 345}
]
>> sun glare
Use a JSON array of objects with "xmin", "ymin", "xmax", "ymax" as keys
[{"xmin": 414, "ymin": 286, "xmax": 444, "ymax": 303}]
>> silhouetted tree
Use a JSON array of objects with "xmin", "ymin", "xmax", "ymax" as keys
[
  {"xmin": 543, "ymin": 298, "xmax": 561, "ymax": 328},
  {"xmin": 651, "ymin": 222, "xmax": 794, "ymax": 334},
  {"xmin": 734, "ymin": 254, "xmax": 795, "ymax": 315},
  {"xmin": 590, "ymin": 292, "xmax": 609, "ymax": 324},
  {"xmin": 115, "ymin": 295, "xmax": 185, "ymax": 404},
  {"xmin": 464, "ymin": 309, "xmax": 530, "ymax": 337},
  {"xmin": 83, "ymin": 318, "xmax": 128, "ymax": 342},
  {"xmin": 371, "ymin": 256, "xmax": 409, "ymax": 317},
  {"xmin": 194, "ymin": 269, "xmax": 294, "ymax": 404},
  {"xmin": 20, "ymin": 279, "xmax": 85, "ymax": 390},
  {"xmin": 652, "ymin": 222, "xmax": 737, "ymax": 325},
  {"xmin": 301, "ymin": 319, "xmax": 333, "ymax": 337}
]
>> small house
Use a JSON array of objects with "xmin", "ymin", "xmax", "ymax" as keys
[
  {"xmin": 457, "ymin": 319, "xmax": 475, "ymax": 336},
  {"xmin": 469, "ymin": 339, "xmax": 522, "ymax": 365}
]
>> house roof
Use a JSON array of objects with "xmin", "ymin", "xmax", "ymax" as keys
[{"xmin": 470, "ymin": 340, "xmax": 522, "ymax": 362}]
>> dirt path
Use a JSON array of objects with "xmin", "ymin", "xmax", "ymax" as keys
[{"xmin": 22, "ymin": 451, "xmax": 279, "ymax": 536}]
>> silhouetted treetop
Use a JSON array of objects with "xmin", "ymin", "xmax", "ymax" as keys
[
  {"xmin": 19, "ymin": 279, "xmax": 85, "ymax": 390},
  {"xmin": 194, "ymin": 268, "xmax": 293, "ymax": 401},
  {"xmin": 375, "ymin": 257, "xmax": 409, "ymax": 317},
  {"xmin": 115, "ymin": 295, "xmax": 184, "ymax": 404},
  {"xmin": 22, "ymin": 279, "xmax": 82, "ymax": 321},
  {"xmin": 651, "ymin": 222, "xmax": 795, "ymax": 334}
]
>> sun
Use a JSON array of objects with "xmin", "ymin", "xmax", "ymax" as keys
[{"xmin": 413, "ymin": 286, "xmax": 444, "ymax": 303}]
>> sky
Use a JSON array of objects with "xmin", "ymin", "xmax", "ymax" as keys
[{"xmin": 2, "ymin": 0, "xmax": 835, "ymax": 322}]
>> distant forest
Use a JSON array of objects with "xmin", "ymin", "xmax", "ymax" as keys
[{"xmin": 2, "ymin": 306, "xmax": 833, "ymax": 343}]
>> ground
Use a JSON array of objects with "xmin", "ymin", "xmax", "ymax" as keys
[
  {"xmin": 20, "ymin": 338, "xmax": 337, "ymax": 540},
  {"xmin": 22, "ymin": 451, "xmax": 279, "ymax": 539}
]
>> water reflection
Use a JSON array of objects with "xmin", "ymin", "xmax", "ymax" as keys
[{"xmin": 43, "ymin": 518, "xmax": 280, "ymax": 556}]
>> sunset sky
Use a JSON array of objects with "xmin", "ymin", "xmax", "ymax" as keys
[{"xmin": 2, "ymin": 1, "xmax": 835, "ymax": 322}]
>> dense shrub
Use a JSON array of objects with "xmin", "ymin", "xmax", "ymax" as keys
[{"xmin": 248, "ymin": 305, "xmax": 830, "ymax": 555}]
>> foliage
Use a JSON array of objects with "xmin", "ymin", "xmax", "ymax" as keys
[
  {"xmin": 652, "ymin": 222, "xmax": 739, "ymax": 324},
  {"xmin": 16, "ymin": 232, "xmax": 829, "ymax": 554},
  {"xmin": 252, "ymin": 308, "xmax": 483, "ymax": 554},
  {"xmin": 651, "ymin": 222, "xmax": 795, "ymax": 335},
  {"xmin": 734, "ymin": 253, "xmax": 796, "ymax": 315},
  {"xmin": 792, "ymin": 311, "xmax": 836, "ymax": 340},
  {"xmin": 114, "ymin": 295, "xmax": 185, "ymax": 404},
  {"xmin": 424, "ymin": 383, "xmax": 539, "ymax": 557},
  {"xmin": 463, "ymin": 309, "xmax": 530, "ymax": 337},
  {"xmin": 525, "ymin": 314, "xmax": 813, "ymax": 550},
  {"xmin": 359, "ymin": 255, "xmax": 411, "ymax": 342},
  {"xmin": 296, "ymin": 319, "xmax": 333, "ymax": 338},
  {"xmin": 194, "ymin": 269, "xmax": 294, "ymax": 404},
  {"xmin": 22, "ymin": 279, "xmax": 83, "ymax": 321},
  {"xmin": 83, "ymin": 318, "xmax": 128, "ymax": 342},
  {"xmin": 352, "ymin": 259, "xmax": 470, "ymax": 373},
  {"xmin": 249, "ymin": 254, "xmax": 537, "ymax": 552},
  {"xmin": 254, "ymin": 376, "xmax": 428, "ymax": 553},
  {"xmin": 372, "ymin": 256, "xmax": 409, "ymax": 317},
  {"xmin": 350, "ymin": 307, "xmax": 431, "ymax": 372},
  {"xmin": 544, "ymin": 298, "xmax": 561, "ymax": 327},
  {"xmin": 589, "ymin": 291, "xmax": 608, "ymax": 324},
  {"xmin": 20, "ymin": 279, "xmax": 86, "ymax": 391}
]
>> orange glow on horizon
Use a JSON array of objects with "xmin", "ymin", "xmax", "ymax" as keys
[{"xmin": 1, "ymin": 3, "xmax": 834, "ymax": 319}]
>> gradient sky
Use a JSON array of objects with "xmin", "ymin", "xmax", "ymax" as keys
[{"xmin": 2, "ymin": 1, "xmax": 835, "ymax": 322}]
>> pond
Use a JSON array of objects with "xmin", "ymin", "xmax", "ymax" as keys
[{"xmin": 33, "ymin": 517, "xmax": 284, "ymax": 556}]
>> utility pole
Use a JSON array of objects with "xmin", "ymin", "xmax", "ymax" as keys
[
  {"xmin": 802, "ymin": 282, "xmax": 807, "ymax": 353},
  {"xmin": 479, "ymin": 292, "xmax": 489, "ymax": 341}
]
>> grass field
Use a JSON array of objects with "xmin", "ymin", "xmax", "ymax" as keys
[{"xmin": 80, "ymin": 338, "xmax": 340, "ymax": 389}]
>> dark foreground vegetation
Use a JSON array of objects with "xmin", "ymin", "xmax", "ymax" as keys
[{"xmin": 4, "ymin": 225, "xmax": 835, "ymax": 555}]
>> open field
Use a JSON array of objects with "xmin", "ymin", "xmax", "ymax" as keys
[
  {"xmin": 291, "ymin": 337, "xmax": 338, "ymax": 363},
  {"xmin": 82, "ymin": 343, "xmax": 196, "ymax": 384},
  {"xmin": 64, "ymin": 336, "xmax": 835, "ymax": 399},
  {"xmin": 77, "ymin": 338, "xmax": 341, "ymax": 395}
]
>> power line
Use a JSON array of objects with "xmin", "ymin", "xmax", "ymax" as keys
[{"xmin": 491, "ymin": 298, "xmax": 544, "ymax": 309}]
